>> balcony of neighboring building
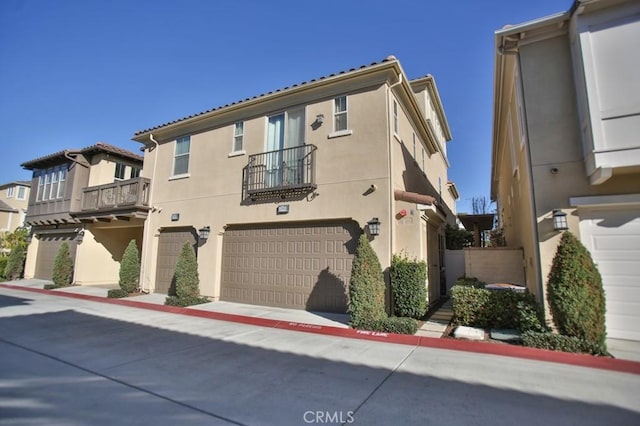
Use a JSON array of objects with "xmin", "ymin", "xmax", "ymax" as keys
[
  {"xmin": 242, "ymin": 144, "xmax": 317, "ymax": 201},
  {"xmin": 71, "ymin": 177, "xmax": 151, "ymax": 222}
]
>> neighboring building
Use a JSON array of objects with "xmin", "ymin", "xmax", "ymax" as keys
[
  {"xmin": 0, "ymin": 181, "xmax": 30, "ymax": 233},
  {"xmin": 21, "ymin": 143, "xmax": 148, "ymax": 283},
  {"xmin": 491, "ymin": 0, "xmax": 640, "ymax": 341},
  {"xmin": 132, "ymin": 56, "xmax": 458, "ymax": 313}
]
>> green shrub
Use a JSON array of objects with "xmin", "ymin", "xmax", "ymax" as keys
[
  {"xmin": 119, "ymin": 240, "xmax": 140, "ymax": 293},
  {"xmin": 4, "ymin": 247, "xmax": 26, "ymax": 280},
  {"xmin": 521, "ymin": 331, "xmax": 608, "ymax": 356},
  {"xmin": 0, "ymin": 255, "xmax": 9, "ymax": 279},
  {"xmin": 165, "ymin": 295, "xmax": 209, "ymax": 307},
  {"xmin": 164, "ymin": 242, "xmax": 207, "ymax": 307},
  {"xmin": 44, "ymin": 284, "xmax": 57, "ymax": 290},
  {"xmin": 547, "ymin": 231, "xmax": 607, "ymax": 348},
  {"xmin": 348, "ymin": 234, "xmax": 387, "ymax": 328},
  {"xmin": 52, "ymin": 242, "xmax": 73, "ymax": 288},
  {"xmin": 107, "ymin": 289, "xmax": 129, "ymax": 298},
  {"xmin": 454, "ymin": 277, "xmax": 486, "ymax": 288},
  {"xmin": 390, "ymin": 253, "xmax": 427, "ymax": 319},
  {"xmin": 445, "ymin": 224, "xmax": 474, "ymax": 249},
  {"xmin": 362, "ymin": 317, "xmax": 418, "ymax": 335},
  {"xmin": 452, "ymin": 283, "xmax": 546, "ymax": 332}
]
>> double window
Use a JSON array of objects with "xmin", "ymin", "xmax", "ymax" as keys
[
  {"xmin": 130, "ymin": 167, "xmax": 141, "ymax": 179},
  {"xmin": 36, "ymin": 166, "xmax": 67, "ymax": 202},
  {"xmin": 17, "ymin": 186, "xmax": 27, "ymax": 200},
  {"xmin": 6, "ymin": 187, "xmax": 14, "ymax": 198},
  {"xmin": 173, "ymin": 136, "xmax": 191, "ymax": 176},
  {"xmin": 114, "ymin": 163, "xmax": 126, "ymax": 180}
]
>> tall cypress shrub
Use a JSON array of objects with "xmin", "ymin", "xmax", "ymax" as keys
[
  {"xmin": 165, "ymin": 242, "xmax": 208, "ymax": 306},
  {"xmin": 4, "ymin": 246, "xmax": 26, "ymax": 280},
  {"xmin": 348, "ymin": 234, "xmax": 387, "ymax": 327},
  {"xmin": 547, "ymin": 231, "xmax": 607, "ymax": 348},
  {"xmin": 119, "ymin": 240, "xmax": 140, "ymax": 293},
  {"xmin": 52, "ymin": 242, "xmax": 73, "ymax": 288}
]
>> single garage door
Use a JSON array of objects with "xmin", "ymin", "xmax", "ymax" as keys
[
  {"xmin": 221, "ymin": 221, "xmax": 359, "ymax": 312},
  {"xmin": 155, "ymin": 227, "xmax": 198, "ymax": 294},
  {"xmin": 579, "ymin": 206, "xmax": 640, "ymax": 341},
  {"xmin": 35, "ymin": 233, "xmax": 78, "ymax": 280}
]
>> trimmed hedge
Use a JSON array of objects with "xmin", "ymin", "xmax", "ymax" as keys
[
  {"xmin": 362, "ymin": 317, "xmax": 419, "ymax": 335},
  {"xmin": 348, "ymin": 234, "xmax": 387, "ymax": 328},
  {"xmin": 119, "ymin": 240, "xmax": 140, "ymax": 294},
  {"xmin": 454, "ymin": 277, "xmax": 486, "ymax": 288},
  {"xmin": 165, "ymin": 295, "xmax": 209, "ymax": 307},
  {"xmin": 107, "ymin": 289, "xmax": 129, "ymax": 299},
  {"xmin": 452, "ymin": 280, "xmax": 546, "ymax": 332},
  {"xmin": 547, "ymin": 231, "xmax": 607, "ymax": 348},
  {"xmin": 390, "ymin": 253, "xmax": 427, "ymax": 319},
  {"xmin": 4, "ymin": 247, "xmax": 26, "ymax": 280},
  {"xmin": 521, "ymin": 331, "xmax": 608, "ymax": 356}
]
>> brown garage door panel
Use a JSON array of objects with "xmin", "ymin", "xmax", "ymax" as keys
[
  {"xmin": 35, "ymin": 234, "xmax": 78, "ymax": 280},
  {"xmin": 155, "ymin": 228, "xmax": 197, "ymax": 294},
  {"xmin": 221, "ymin": 221, "xmax": 359, "ymax": 312}
]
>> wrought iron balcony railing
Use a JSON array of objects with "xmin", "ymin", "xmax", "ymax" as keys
[{"xmin": 243, "ymin": 144, "xmax": 317, "ymax": 200}]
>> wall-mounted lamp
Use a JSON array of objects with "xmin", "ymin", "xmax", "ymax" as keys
[
  {"xmin": 367, "ymin": 217, "xmax": 381, "ymax": 236},
  {"xmin": 315, "ymin": 114, "xmax": 324, "ymax": 125},
  {"xmin": 198, "ymin": 226, "xmax": 211, "ymax": 242},
  {"xmin": 26, "ymin": 232, "xmax": 33, "ymax": 244},
  {"xmin": 76, "ymin": 229, "xmax": 85, "ymax": 243},
  {"xmin": 552, "ymin": 209, "xmax": 568, "ymax": 231}
]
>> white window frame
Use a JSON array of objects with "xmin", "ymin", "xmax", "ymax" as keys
[
  {"xmin": 49, "ymin": 168, "xmax": 59, "ymax": 200},
  {"xmin": 393, "ymin": 100, "xmax": 399, "ymax": 135},
  {"xmin": 421, "ymin": 147, "xmax": 426, "ymax": 171},
  {"xmin": 130, "ymin": 167, "xmax": 141, "ymax": 179},
  {"xmin": 36, "ymin": 174, "xmax": 44, "ymax": 201},
  {"xmin": 16, "ymin": 186, "xmax": 26, "ymax": 200},
  {"xmin": 230, "ymin": 121, "xmax": 245, "ymax": 156},
  {"xmin": 57, "ymin": 168, "xmax": 66, "ymax": 199},
  {"xmin": 114, "ymin": 163, "xmax": 126, "ymax": 181},
  {"xmin": 42, "ymin": 172, "xmax": 51, "ymax": 201},
  {"xmin": 334, "ymin": 96, "xmax": 348, "ymax": 132},
  {"xmin": 6, "ymin": 186, "xmax": 14, "ymax": 198},
  {"xmin": 172, "ymin": 136, "xmax": 191, "ymax": 178},
  {"xmin": 412, "ymin": 133, "xmax": 417, "ymax": 159}
]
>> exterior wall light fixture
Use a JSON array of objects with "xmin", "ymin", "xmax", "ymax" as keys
[
  {"xmin": 315, "ymin": 114, "xmax": 324, "ymax": 124},
  {"xmin": 552, "ymin": 209, "xmax": 568, "ymax": 231},
  {"xmin": 198, "ymin": 226, "xmax": 211, "ymax": 242},
  {"xmin": 367, "ymin": 217, "xmax": 381, "ymax": 236},
  {"xmin": 76, "ymin": 230, "xmax": 85, "ymax": 243}
]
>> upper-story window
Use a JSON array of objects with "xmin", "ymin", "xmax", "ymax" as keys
[
  {"xmin": 114, "ymin": 163, "xmax": 126, "ymax": 181},
  {"xmin": 6, "ymin": 187, "xmax": 14, "ymax": 198},
  {"xmin": 130, "ymin": 167, "xmax": 141, "ymax": 179},
  {"xmin": 17, "ymin": 186, "xmax": 27, "ymax": 200},
  {"xmin": 233, "ymin": 122, "xmax": 244, "ymax": 152},
  {"xmin": 412, "ymin": 133, "xmax": 417, "ymax": 159},
  {"xmin": 421, "ymin": 147, "xmax": 426, "ymax": 171},
  {"xmin": 173, "ymin": 136, "xmax": 191, "ymax": 176},
  {"xmin": 36, "ymin": 167, "xmax": 66, "ymax": 202},
  {"xmin": 334, "ymin": 96, "xmax": 348, "ymax": 132},
  {"xmin": 393, "ymin": 100, "xmax": 399, "ymax": 135}
]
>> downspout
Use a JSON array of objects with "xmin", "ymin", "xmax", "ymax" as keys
[{"xmin": 140, "ymin": 133, "xmax": 160, "ymax": 293}]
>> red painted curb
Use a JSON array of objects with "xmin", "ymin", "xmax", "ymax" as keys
[{"xmin": 2, "ymin": 283, "xmax": 639, "ymax": 375}]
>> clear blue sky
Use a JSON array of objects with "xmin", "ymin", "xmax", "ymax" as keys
[{"xmin": 0, "ymin": 0, "xmax": 569, "ymax": 213}]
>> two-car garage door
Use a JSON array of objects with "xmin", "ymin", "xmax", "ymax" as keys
[
  {"xmin": 579, "ymin": 206, "xmax": 640, "ymax": 341},
  {"xmin": 221, "ymin": 221, "xmax": 359, "ymax": 312}
]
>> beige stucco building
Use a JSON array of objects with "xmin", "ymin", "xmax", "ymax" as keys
[
  {"xmin": 491, "ymin": 0, "xmax": 640, "ymax": 341},
  {"xmin": 21, "ymin": 143, "xmax": 148, "ymax": 284},
  {"xmin": 133, "ymin": 56, "xmax": 458, "ymax": 313},
  {"xmin": 0, "ymin": 181, "xmax": 30, "ymax": 235}
]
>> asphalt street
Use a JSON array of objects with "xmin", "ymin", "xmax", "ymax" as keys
[{"xmin": 0, "ymin": 286, "xmax": 638, "ymax": 426}]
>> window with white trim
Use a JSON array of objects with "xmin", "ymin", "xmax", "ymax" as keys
[
  {"xmin": 6, "ymin": 187, "xmax": 14, "ymax": 198},
  {"xmin": 233, "ymin": 122, "xmax": 244, "ymax": 152},
  {"xmin": 17, "ymin": 186, "xmax": 26, "ymax": 200},
  {"xmin": 130, "ymin": 167, "xmax": 141, "ymax": 179},
  {"xmin": 49, "ymin": 170, "xmax": 58, "ymax": 200},
  {"xmin": 334, "ymin": 96, "xmax": 348, "ymax": 132},
  {"xmin": 421, "ymin": 147, "xmax": 426, "ymax": 171},
  {"xmin": 36, "ymin": 174, "xmax": 44, "ymax": 201},
  {"xmin": 57, "ymin": 168, "xmax": 66, "ymax": 199},
  {"xmin": 114, "ymin": 163, "xmax": 126, "ymax": 180},
  {"xmin": 43, "ymin": 172, "xmax": 51, "ymax": 201},
  {"xmin": 393, "ymin": 100, "xmax": 399, "ymax": 134},
  {"xmin": 173, "ymin": 136, "xmax": 191, "ymax": 176}
]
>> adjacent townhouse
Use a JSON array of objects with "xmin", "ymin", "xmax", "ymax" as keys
[
  {"xmin": 132, "ymin": 56, "xmax": 458, "ymax": 313},
  {"xmin": 21, "ymin": 143, "xmax": 148, "ymax": 284},
  {"xmin": 0, "ymin": 181, "xmax": 30, "ymax": 235},
  {"xmin": 491, "ymin": 0, "xmax": 640, "ymax": 340}
]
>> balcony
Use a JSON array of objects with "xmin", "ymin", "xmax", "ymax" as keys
[
  {"xmin": 73, "ymin": 177, "xmax": 151, "ymax": 222},
  {"xmin": 243, "ymin": 144, "xmax": 317, "ymax": 201}
]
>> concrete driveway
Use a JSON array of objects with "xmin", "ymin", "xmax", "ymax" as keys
[{"xmin": 0, "ymin": 285, "xmax": 639, "ymax": 426}]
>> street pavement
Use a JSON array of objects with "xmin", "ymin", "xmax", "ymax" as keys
[{"xmin": 0, "ymin": 284, "xmax": 639, "ymax": 426}]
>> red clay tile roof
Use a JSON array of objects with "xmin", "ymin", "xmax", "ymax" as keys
[
  {"xmin": 134, "ymin": 56, "xmax": 399, "ymax": 136},
  {"xmin": 21, "ymin": 142, "xmax": 143, "ymax": 170}
]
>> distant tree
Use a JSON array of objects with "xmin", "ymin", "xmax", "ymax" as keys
[
  {"xmin": 1, "ymin": 227, "xmax": 29, "ymax": 253},
  {"xmin": 445, "ymin": 224, "xmax": 473, "ymax": 249},
  {"xmin": 471, "ymin": 196, "xmax": 493, "ymax": 215},
  {"xmin": 118, "ymin": 240, "xmax": 140, "ymax": 293},
  {"xmin": 52, "ymin": 242, "xmax": 73, "ymax": 288}
]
